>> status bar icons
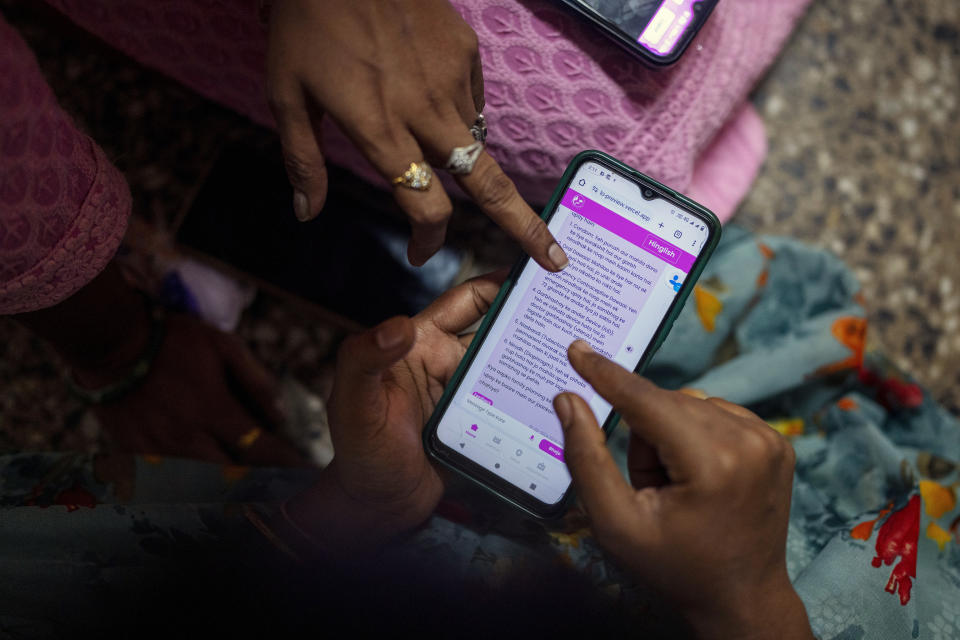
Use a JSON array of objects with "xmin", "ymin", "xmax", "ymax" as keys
[{"xmin": 672, "ymin": 209, "xmax": 706, "ymax": 231}]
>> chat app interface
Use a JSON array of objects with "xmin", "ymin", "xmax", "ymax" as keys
[
  {"xmin": 578, "ymin": 0, "xmax": 703, "ymax": 55},
  {"xmin": 436, "ymin": 161, "xmax": 709, "ymax": 505}
]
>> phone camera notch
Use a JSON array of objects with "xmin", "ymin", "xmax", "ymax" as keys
[{"xmin": 641, "ymin": 188, "xmax": 656, "ymax": 200}]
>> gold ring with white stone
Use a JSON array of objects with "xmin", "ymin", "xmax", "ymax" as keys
[
  {"xmin": 444, "ymin": 140, "xmax": 484, "ymax": 175},
  {"xmin": 391, "ymin": 162, "xmax": 432, "ymax": 191}
]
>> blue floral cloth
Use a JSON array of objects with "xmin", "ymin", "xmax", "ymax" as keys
[{"xmin": 2, "ymin": 227, "xmax": 958, "ymax": 637}]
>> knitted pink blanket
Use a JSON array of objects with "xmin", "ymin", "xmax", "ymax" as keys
[
  {"xmin": 326, "ymin": 0, "xmax": 805, "ymax": 214},
  {"xmin": 2, "ymin": 0, "xmax": 810, "ymax": 314}
]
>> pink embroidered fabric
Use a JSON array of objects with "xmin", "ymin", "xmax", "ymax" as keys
[
  {"xmin": 42, "ymin": 0, "xmax": 811, "ymax": 209},
  {"xmin": 3, "ymin": 0, "xmax": 810, "ymax": 314},
  {"xmin": 0, "ymin": 17, "xmax": 130, "ymax": 314}
]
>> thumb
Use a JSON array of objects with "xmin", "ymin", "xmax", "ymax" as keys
[
  {"xmin": 332, "ymin": 316, "xmax": 416, "ymax": 428},
  {"xmin": 554, "ymin": 393, "xmax": 638, "ymax": 538},
  {"xmin": 271, "ymin": 90, "xmax": 329, "ymax": 222}
]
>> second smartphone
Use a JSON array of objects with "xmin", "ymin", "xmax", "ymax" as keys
[
  {"xmin": 423, "ymin": 150, "xmax": 721, "ymax": 519},
  {"xmin": 554, "ymin": 0, "xmax": 719, "ymax": 66}
]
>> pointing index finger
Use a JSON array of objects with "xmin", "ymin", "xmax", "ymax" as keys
[
  {"xmin": 455, "ymin": 152, "xmax": 568, "ymax": 272},
  {"xmin": 566, "ymin": 341, "xmax": 700, "ymax": 455}
]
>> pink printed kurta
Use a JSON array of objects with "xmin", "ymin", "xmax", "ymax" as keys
[
  {"xmin": 1, "ymin": 0, "xmax": 811, "ymax": 314},
  {"xmin": 0, "ymin": 17, "xmax": 130, "ymax": 314}
]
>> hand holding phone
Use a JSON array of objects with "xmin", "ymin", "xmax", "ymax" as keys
[
  {"xmin": 424, "ymin": 151, "xmax": 720, "ymax": 518},
  {"xmin": 283, "ymin": 273, "xmax": 504, "ymax": 555},
  {"xmin": 555, "ymin": 341, "xmax": 815, "ymax": 640}
]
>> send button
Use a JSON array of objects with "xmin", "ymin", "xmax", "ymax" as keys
[{"xmin": 538, "ymin": 438, "xmax": 565, "ymax": 462}]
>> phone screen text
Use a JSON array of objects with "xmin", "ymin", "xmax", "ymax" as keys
[{"xmin": 436, "ymin": 161, "xmax": 708, "ymax": 505}]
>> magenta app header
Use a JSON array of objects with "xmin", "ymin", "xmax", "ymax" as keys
[{"xmin": 560, "ymin": 189, "xmax": 697, "ymax": 273}]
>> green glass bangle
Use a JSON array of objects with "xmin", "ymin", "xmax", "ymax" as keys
[{"xmin": 64, "ymin": 301, "xmax": 166, "ymax": 405}]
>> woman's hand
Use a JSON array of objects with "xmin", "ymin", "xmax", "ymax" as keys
[
  {"xmin": 266, "ymin": 0, "xmax": 566, "ymax": 270},
  {"xmin": 284, "ymin": 272, "xmax": 503, "ymax": 553},
  {"xmin": 554, "ymin": 341, "xmax": 815, "ymax": 640}
]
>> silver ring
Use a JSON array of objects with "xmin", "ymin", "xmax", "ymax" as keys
[
  {"xmin": 445, "ymin": 140, "xmax": 484, "ymax": 175},
  {"xmin": 469, "ymin": 113, "xmax": 487, "ymax": 144}
]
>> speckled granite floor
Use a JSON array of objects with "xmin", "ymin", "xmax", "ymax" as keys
[
  {"xmin": 740, "ymin": 0, "xmax": 960, "ymax": 415},
  {"xmin": 1, "ymin": 0, "xmax": 957, "ymax": 454}
]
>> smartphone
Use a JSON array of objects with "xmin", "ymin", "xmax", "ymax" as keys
[
  {"xmin": 423, "ymin": 150, "xmax": 720, "ymax": 519},
  {"xmin": 553, "ymin": 0, "xmax": 719, "ymax": 66}
]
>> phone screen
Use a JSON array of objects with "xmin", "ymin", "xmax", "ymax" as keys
[
  {"xmin": 432, "ymin": 159, "xmax": 711, "ymax": 508},
  {"xmin": 575, "ymin": 0, "xmax": 708, "ymax": 56}
]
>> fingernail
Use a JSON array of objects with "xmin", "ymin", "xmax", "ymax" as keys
[
  {"xmin": 548, "ymin": 242, "xmax": 569, "ymax": 270},
  {"xmin": 375, "ymin": 321, "xmax": 406, "ymax": 350},
  {"xmin": 293, "ymin": 190, "xmax": 311, "ymax": 221},
  {"xmin": 569, "ymin": 339, "xmax": 593, "ymax": 354},
  {"xmin": 553, "ymin": 394, "xmax": 572, "ymax": 430}
]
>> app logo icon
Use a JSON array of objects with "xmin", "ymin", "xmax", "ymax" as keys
[
  {"xmin": 571, "ymin": 195, "xmax": 585, "ymax": 208},
  {"xmin": 668, "ymin": 275, "xmax": 682, "ymax": 292}
]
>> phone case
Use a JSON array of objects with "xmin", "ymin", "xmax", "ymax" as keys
[
  {"xmin": 551, "ymin": 0, "xmax": 719, "ymax": 67},
  {"xmin": 423, "ymin": 150, "xmax": 722, "ymax": 520}
]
